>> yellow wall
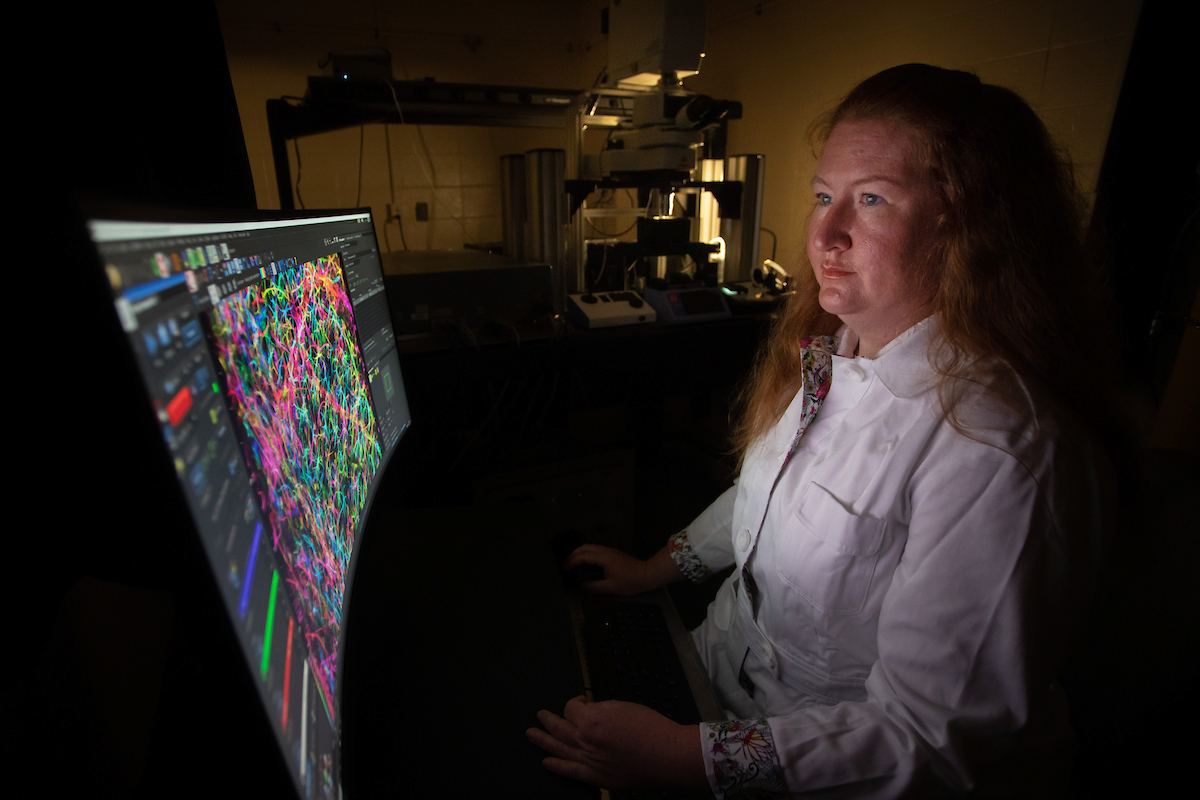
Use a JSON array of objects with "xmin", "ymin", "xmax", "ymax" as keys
[
  {"xmin": 688, "ymin": 0, "xmax": 1141, "ymax": 271},
  {"xmin": 218, "ymin": 0, "xmax": 1140, "ymax": 265},
  {"xmin": 217, "ymin": 0, "xmax": 607, "ymax": 251}
]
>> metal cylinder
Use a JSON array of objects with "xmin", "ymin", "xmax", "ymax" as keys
[
  {"xmin": 499, "ymin": 154, "xmax": 526, "ymax": 260},
  {"xmin": 525, "ymin": 148, "xmax": 567, "ymax": 315},
  {"xmin": 720, "ymin": 154, "xmax": 765, "ymax": 283},
  {"xmin": 697, "ymin": 158, "xmax": 725, "ymax": 282}
]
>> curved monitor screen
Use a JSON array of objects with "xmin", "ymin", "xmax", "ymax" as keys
[{"xmin": 89, "ymin": 209, "xmax": 409, "ymax": 798}]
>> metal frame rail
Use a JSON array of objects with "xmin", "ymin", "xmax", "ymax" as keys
[{"xmin": 266, "ymin": 77, "xmax": 582, "ymax": 210}]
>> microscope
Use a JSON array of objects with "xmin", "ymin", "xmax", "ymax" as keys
[
  {"xmin": 572, "ymin": 0, "xmax": 780, "ymax": 327},
  {"xmin": 497, "ymin": 0, "xmax": 783, "ymax": 328}
]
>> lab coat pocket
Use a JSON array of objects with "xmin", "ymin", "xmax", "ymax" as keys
[{"xmin": 777, "ymin": 482, "xmax": 885, "ymax": 614}]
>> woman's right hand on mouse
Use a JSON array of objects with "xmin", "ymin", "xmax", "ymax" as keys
[{"xmin": 563, "ymin": 544, "xmax": 685, "ymax": 596}]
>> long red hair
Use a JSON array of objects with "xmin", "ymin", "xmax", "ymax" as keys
[{"xmin": 732, "ymin": 64, "xmax": 1112, "ymax": 466}]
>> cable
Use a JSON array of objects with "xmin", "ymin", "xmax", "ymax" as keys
[
  {"xmin": 644, "ymin": 188, "xmax": 657, "ymax": 218},
  {"xmin": 761, "ymin": 227, "xmax": 777, "ymax": 260},
  {"xmin": 292, "ymin": 139, "xmax": 305, "ymax": 209},
  {"xmin": 382, "ymin": 123, "xmax": 394, "ymax": 252},
  {"xmin": 383, "ymin": 124, "xmax": 407, "ymax": 251},
  {"xmin": 397, "ymin": 216, "xmax": 409, "ymax": 250},
  {"xmin": 590, "ymin": 243, "xmax": 609, "ymax": 292},
  {"xmin": 586, "ymin": 216, "xmax": 638, "ymax": 238},
  {"xmin": 385, "ymin": 124, "xmax": 396, "ymax": 206},
  {"xmin": 383, "ymin": 79, "xmax": 470, "ymax": 242},
  {"xmin": 583, "ymin": 188, "xmax": 639, "ymax": 238},
  {"xmin": 355, "ymin": 121, "xmax": 365, "ymax": 207},
  {"xmin": 518, "ymin": 372, "xmax": 543, "ymax": 435},
  {"xmin": 535, "ymin": 370, "xmax": 560, "ymax": 427},
  {"xmin": 449, "ymin": 377, "xmax": 511, "ymax": 472},
  {"xmin": 474, "ymin": 374, "xmax": 531, "ymax": 465}
]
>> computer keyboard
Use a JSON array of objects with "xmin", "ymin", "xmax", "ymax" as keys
[{"xmin": 579, "ymin": 596, "xmax": 702, "ymax": 725}]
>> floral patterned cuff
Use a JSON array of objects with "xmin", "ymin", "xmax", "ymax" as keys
[
  {"xmin": 702, "ymin": 718, "xmax": 788, "ymax": 799},
  {"xmin": 667, "ymin": 529, "xmax": 712, "ymax": 584}
]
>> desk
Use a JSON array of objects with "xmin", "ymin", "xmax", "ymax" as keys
[
  {"xmin": 390, "ymin": 314, "xmax": 770, "ymax": 503},
  {"xmin": 340, "ymin": 501, "xmax": 594, "ymax": 797},
  {"xmin": 337, "ymin": 314, "xmax": 766, "ymax": 795}
]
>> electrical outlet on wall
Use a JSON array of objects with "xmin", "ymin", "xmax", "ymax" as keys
[{"xmin": 415, "ymin": 202, "xmax": 429, "ymax": 221}]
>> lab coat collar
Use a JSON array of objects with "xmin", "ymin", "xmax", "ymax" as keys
[{"xmin": 836, "ymin": 316, "xmax": 939, "ymax": 399}]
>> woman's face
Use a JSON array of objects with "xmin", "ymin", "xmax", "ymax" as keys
[{"xmin": 807, "ymin": 118, "xmax": 944, "ymax": 355}]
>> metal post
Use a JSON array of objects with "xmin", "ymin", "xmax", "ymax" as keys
[
  {"xmin": 499, "ymin": 154, "xmax": 526, "ymax": 259},
  {"xmin": 565, "ymin": 99, "xmax": 587, "ymax": 295},
  {"xmin": 720, "ymin": 154, "xmax": 764, "ymax": 283},
  {"xmin": 525, "ymin": 148, "xmax": 567, "ymax": 316},
  {"xmin": 698, "ymin": 158, "xmax": 725, "ymax": 282}
]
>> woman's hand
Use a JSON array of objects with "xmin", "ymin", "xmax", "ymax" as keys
[
  {"xmin": 526, "ymin": 695, "xmax": 708, "ymax": 791},
  {"xmin": 564, "ymin": 544, "xmax": 684, "ymax": 596}
]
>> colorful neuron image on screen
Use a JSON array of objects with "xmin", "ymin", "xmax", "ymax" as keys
[{"xmin": 208, "ymin": 253, "xmax": 382, "ymax": 722}]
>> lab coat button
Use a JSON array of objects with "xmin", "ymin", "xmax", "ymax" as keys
[
  {"xmin": 843, "ymin": 363, "xmax": 866, "ymax": 381},
  {"xmin": 758, "ymin": 646, "xmax": 775, "ymax": 669},
  {"xmin": 735, "ymin": 528, "xmax": 751, "ymax": 551}
]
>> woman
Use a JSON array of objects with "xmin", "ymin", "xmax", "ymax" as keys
[{"xmin": 527, "ymin": 64, "xmax": 1110, "ymax": 797}]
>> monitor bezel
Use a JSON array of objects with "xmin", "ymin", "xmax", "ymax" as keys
[{"xmin": 80, "ymin": 199, "xmax": 407, "ymax": 795}]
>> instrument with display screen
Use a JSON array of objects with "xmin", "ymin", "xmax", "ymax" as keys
[{"xmin": 89, "ymin": 208, "xmax": 410, "ymax": 799}]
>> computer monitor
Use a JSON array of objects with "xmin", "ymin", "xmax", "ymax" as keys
[{"xmin": 87, "ymin": 207, "xmax": 409, "ymax": 798}]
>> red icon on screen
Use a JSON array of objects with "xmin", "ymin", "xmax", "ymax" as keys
[{"xmin": 167, "ymin": 386, "xmax": 193, "ymax": 426}]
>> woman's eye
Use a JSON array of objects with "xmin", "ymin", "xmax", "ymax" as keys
[
  {"xmin": 862, "ymin": 193, "xmax": 882, "ymax": 206},
  {"xmin": 815, "ymin": 193, "xmax": 832, "ymax": 206}
]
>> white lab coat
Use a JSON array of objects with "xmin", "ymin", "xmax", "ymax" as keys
[{"xmin": 684, "ymin": 318, "xmax": 1105, "ymax": 798}]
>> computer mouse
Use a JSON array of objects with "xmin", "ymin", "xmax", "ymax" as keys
[
  {"xmin": 565, "ymin": 562, "xmax": 605, "ymax": 587},
  {"xmin": 552, "ymin": 529, "xmax": 605, "ymax": 588}
]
